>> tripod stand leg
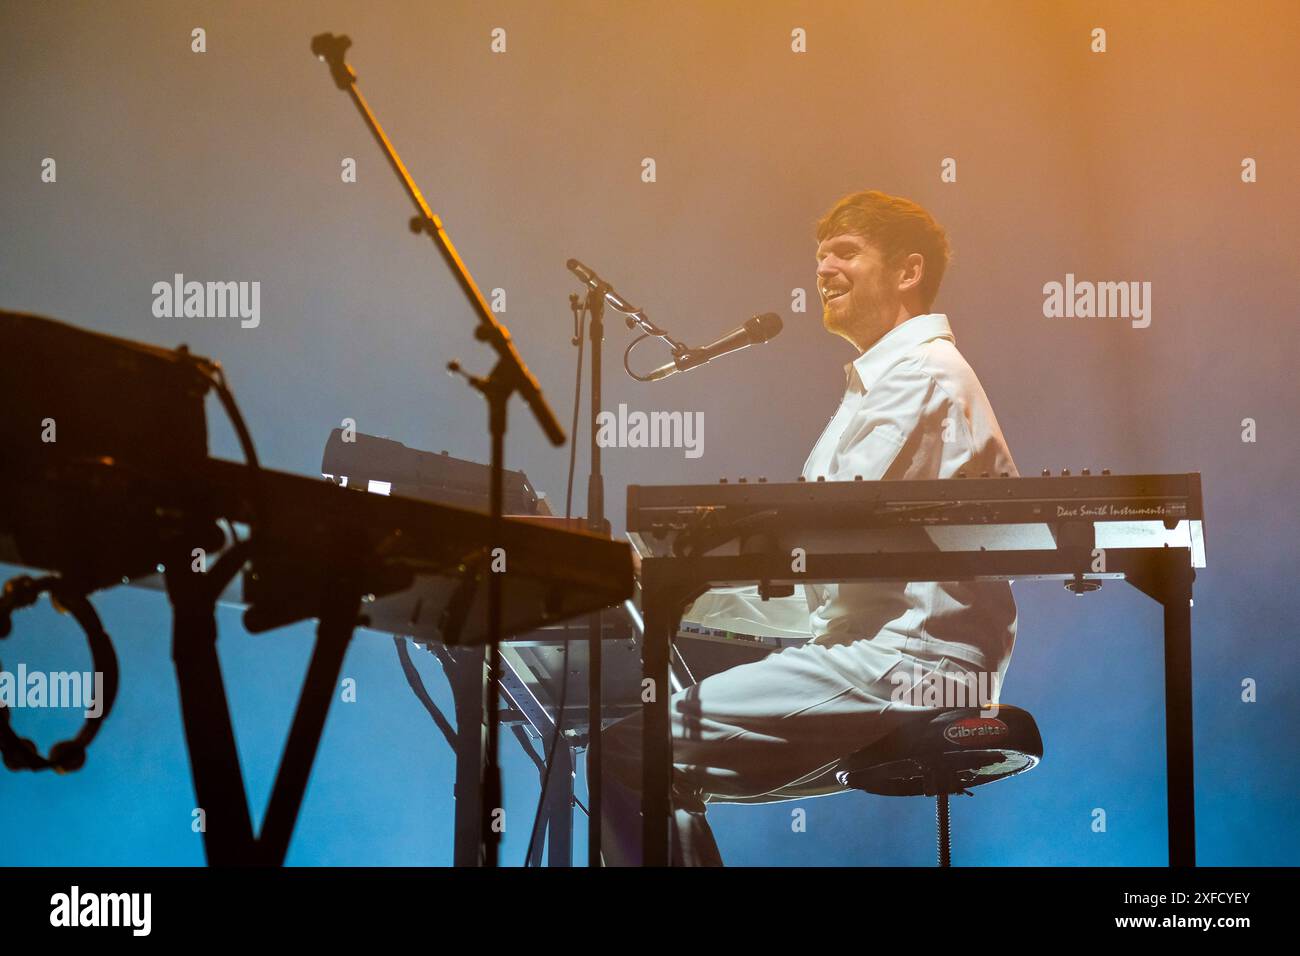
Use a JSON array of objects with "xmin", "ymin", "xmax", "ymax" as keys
[
  {"xmin": 167, "ymin": 559, "xmax": 258, "ymax": 866},
  {"xmin": 257, "ymin": 588, "xmax": 360, "ymax": 865},
  {"xmin": 445, "ymin": 646, "xmax": 487, "ymax": 866}
]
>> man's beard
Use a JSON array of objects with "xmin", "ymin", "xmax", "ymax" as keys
[{"xmin": 823, "ymin": 280, "xmax": 889, "ymax": 344}]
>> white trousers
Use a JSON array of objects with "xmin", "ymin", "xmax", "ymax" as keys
[{"xmin": 597, "ymin": 634, "xmax": 1004, "ymax": 865}]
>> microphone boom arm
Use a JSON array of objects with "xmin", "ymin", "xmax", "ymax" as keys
[
  {"xmin": 566, "ymin": 259, "xmax": 690, "ymax": 367},
  {"xmin": 310, "ymin": 30, "xmax": 566, "ymax": 871},
  {"xmin": 311, "ymin": 32, "xmax": 564, "ymax": 446}
]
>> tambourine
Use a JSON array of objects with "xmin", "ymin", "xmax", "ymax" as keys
[{"xmin": 0, "ymin": 575, "xmax": 120, "ymax": 773}]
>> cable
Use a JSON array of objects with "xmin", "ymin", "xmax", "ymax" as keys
[
  {"xmin": 623, "ymin": 333, "xmax": 660, "ymax": 383},
  {"xmin": 524, "ymin": 300, "xmax": 588, "ymax": 864},
  {"xmin": 185, "ymin": 354, "xmax": 264, "ymax": 537},
  {"xmin": 206, "ymin": 363, "xmax": 260, "ymax": 471},
  {"xmin": 393, "ymin": 637, "xmax": 456, "ymax": 749},
  {"xmin": 523, "ymin": 647, "xmax": 572, "ymax": 866}
]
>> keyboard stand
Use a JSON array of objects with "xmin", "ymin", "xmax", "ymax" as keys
[{"xmin": 638, "ymin": 545, "xmax": 1197, "ymax": 867}]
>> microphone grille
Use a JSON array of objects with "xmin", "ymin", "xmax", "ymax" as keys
[{"xmin": 744, "ymin": 312, "xmax": 784, "ymax": 343}]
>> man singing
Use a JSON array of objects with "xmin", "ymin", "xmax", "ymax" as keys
[{"xmin": 599, "ymin": 189, "xmax": 1020, "ymax": 865}]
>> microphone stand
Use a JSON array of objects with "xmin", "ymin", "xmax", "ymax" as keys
[
  {"xmin": 565, "ymin": 261, "xmax": 682, "ymax": 866},
  {"xmin": 312, "ymin": 33, "xmax": 565, "ymax": 868},
  {"xmin": 581, "ymin": 283, "xmax": 608, "ymax": 867}
]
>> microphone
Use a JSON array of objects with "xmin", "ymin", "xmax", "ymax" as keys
[
  {"xmin": 645, "ymin": 313, "xmax": 783, "ymax": 382},
  {"xmin": 566, "ymin": 258, "xmax": 642, "ymax": 315}
]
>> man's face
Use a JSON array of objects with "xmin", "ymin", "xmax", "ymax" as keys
[{"xmin": 815, "ymin": 232, "xmax": 897, "ymax": 349}]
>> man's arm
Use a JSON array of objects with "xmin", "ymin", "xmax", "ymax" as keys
[
  {"xmin": 825, "ymin": 355, "xmax": 973, "ymax": 482},
  {"xmin": 683, "ymin": 357, "xmax": 973, "ymax": 637}
]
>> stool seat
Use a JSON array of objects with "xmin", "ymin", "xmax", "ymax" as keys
[{"xmin": 836, "ymin": 704, "xmax": 1043, "ymax": 797}]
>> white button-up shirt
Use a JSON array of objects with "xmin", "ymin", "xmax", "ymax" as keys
[{"xmin": 683, "ymin": 312, "xmax": 1019, "ymax": 672}]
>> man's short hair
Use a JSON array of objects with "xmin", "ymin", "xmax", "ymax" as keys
[{"xmin": 815, "ymin": 190, "xmax": 952, "ymax": 310}]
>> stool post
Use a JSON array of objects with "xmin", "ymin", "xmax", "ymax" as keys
[{"xmin": 937, "ymin": 793, "xmax": 951, "ymax": 867}]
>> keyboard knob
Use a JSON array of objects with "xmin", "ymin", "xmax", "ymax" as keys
[
  {"xmin": 719, "ymin": 478, "xmax": 728, "ymax": 483},
  {"xmin": 1102, "ymin": 468, "xmax": 1111, "ymax": 475},
  {"xmin": 758, "ymin": 476, "xmax": 767, "ymax": 483},
  {"xmin": 980, "ymin": 471, "xmax": 989, "ymax": 478},
  {"xmin": 1062, "ymin": 468, "xmax": 1071, "ymax": 476},
  {"xmin": 1081, "ymin": 468, "xmax": 1091, "ymax": 476},
  {"xmin": 816, "ymin": 475, "xmax": 826, "ymax": 481},
  {"xmin": 1000, "ymin": 472, "xmax": 1009, "ymax": 477},
  {"xmin": 1041, "ymin": 468, "xmax": 1051, "ymax": 477}
]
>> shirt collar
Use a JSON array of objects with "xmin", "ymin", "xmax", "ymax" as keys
[{"xmin": 844, "ymin": 313, "xmax": 954, "ymax": 391}]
